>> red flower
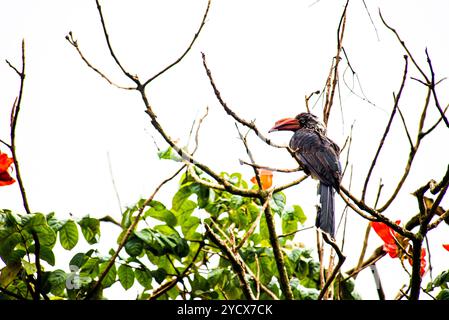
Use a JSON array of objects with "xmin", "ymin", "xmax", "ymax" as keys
[
  {"xmin": 0, "ymin": 152, "xmax": 16, "ymax": 186},
  {"xmin": 250, "ymin": 169, "xmax": 273, "ymax": 190},
  {"xmin": 443, "ymin": 244, "xmax": 449, "ymax": 252},
  {"xmin": 408, "ymin": 248, "xmax": 427, "ymax": 277},
  {"xmin": 371, "ymin": 220, "xmax": 401, "ymax": 258}
]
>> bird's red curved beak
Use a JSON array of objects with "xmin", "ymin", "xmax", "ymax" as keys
[{"xmin": 269, "ymin": 118, "xmax": 300, "ymax": 132}]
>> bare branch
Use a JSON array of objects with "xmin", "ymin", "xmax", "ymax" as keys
[
  {"xmin": 239, "ymin": 159, "xmax": 302, "ymax": 173},
  {"xmin": 379, "ymin": 10, "xmax": 429, "ymax": 83},
  {"xmin": 339, "ymin": 186, "xmax": 415, "ymax": 239},
  {"xmin": 202, "ymin": 52, "xmax": 287, "ymax": 149},
  {"xmin": 361, "ymin": 55, "xmax": 408, "ymax": 202},
  {"xmin": 323, "ymin": 0, "xmax": 348, "ymax": 125},
  {"xmin": 235, "ymin": 124, "xmax": 262, "ymax": 189},
  {"xmin": 65, "ymin": 32, "xmax": 135, "ymax": 90},
  {"xmin": 421, "ymin": 103, "xmax": 449, "ymax": 136},
  {"xmin": 94, "ymin": 0, "xmax": 139, "ymax": 84},
  {"xmin": 377, "ymin": 88, "xmax": 432, "ymax": 213},
  {"xmin": 318, "ymin": 233, "xmax": 346, "ymax": 300},
  {"xmin": 191, "ymin": 106, "xmax": 209, "ymax": 154},
  {"xmin": 396, "ymin": 104, "xmax": 414, "ymax": 149},
  {"xmin": 143, "ymin": 0, "xmax": 211, "ymax": 88},
  {"xmin": 0, "ymin": 138, "xmax": 11, "ymax": 149},
  {"xmin": 345, "ymin": 246, "xmax": 386, "ymax": 279},
  {"xmin": 425, "ymin": 49, "xmax": 449, "ymax": 128}
]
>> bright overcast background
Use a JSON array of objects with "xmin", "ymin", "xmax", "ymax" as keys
[{"xmin": 1, "ymin": 0, "xmax": 449, "ymax": 300}]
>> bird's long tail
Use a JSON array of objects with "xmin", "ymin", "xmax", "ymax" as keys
[{"xmin": 317, "ymin": 183, "xmax": 335, "ymax": 237}]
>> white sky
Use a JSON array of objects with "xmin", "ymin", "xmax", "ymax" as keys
[{"xmin": 1, "ymin": 0, "xmax": 449, "ymax": 300}]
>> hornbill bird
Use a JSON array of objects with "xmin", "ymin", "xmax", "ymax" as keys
[{"xmin": 269, "ymin": 112, "xmax": 342, "ymax": 238}]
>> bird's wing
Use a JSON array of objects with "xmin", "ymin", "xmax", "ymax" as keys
[{"xmin": 290, "ymin": 129, "xmax": 341, "ymax": 189}]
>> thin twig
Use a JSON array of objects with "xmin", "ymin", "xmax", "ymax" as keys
[
  {"xmin": 361, "ymin": 55, "xmax": 408, "ymax": 202},
  {"xmin": 235, "ymin": 124, "xmax": 262, "ymax": 189},
  {"xmin": 239, "ymin": 160, "xmax": 302, "ymax": 173},
  {"xmin": 353, "ymin": 223, "xmax": 371, "ymax": 280},
  {"xmin": 65, "ymin": 32, "xmax": 135, "ymax": 90},
  {"xmin": 202, "ymin": 53, "xmax": 288, "ymax": 150},
  {"xmin": 323, "ymin": 0, "xmax": 348, "ymax": 125},
  {"xmin": 6, "ymin": 40, "xmax": 47, "ymax": 300},
  {"xmin": 425, "ymin": 49, "xmax": 449, "ymax": 128},
  {"xmin": 95, "ymin": 0, "xmax": 139, "ymax": 84},
  {"xmin": 142, "ymin": 0, "xmax": 211, "ymax": 88},
  {"xmin": 379, "ymin": 10, "xmax": 429, "ymax": 83},
  {"xmin": 106, "ymin": 152, "xmax": 123, "ymax": 214},
  {"xmin": 318, "ymin": 233, "xmax": 346, "ymax": 300}
]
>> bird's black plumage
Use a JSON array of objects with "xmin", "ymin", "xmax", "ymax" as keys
[{"xmin": 289, "ymin": 113, "xmax": 341, "ymax": 237}]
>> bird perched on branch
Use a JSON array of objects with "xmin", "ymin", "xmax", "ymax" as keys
[{"xmin": 269, "ymin": 112, "xmax": 341, "ymax": 237}]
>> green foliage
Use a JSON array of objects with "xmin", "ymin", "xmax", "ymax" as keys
[
  {"xmin": 0, "ymin": 169, "xmax": 323, "ymax": 301},
  {"xmin": 59, "ymin": 220, "xmax": 79, "ymax": 250},
  {"xmin": 77, "ymin": 216, "xmax": 100, "ymax": 244},
  {"xmin": 425, "ymin": 269, "xmax": 449, "ymax": 299},
  {"xmin": 118, "ymin": 264, "xmax": 134, "ymax": 290}
]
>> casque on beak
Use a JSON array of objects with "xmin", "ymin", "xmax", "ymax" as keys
[{"xmin": 269, "ymin": 117, "xmax": 300, "ymax": 132}]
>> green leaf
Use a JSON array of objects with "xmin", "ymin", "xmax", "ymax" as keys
[
  {"xmin": 145, "ymin": 201, "xmax": 177, "ymax": 227},
  {"xmin": 153, "ymin": 225, "xmax": 179, "ymax": 236},
  {"xmin": 22, "ymin": 213, "xmax": 56, "ymax": 247},
  {"xmin": 292, "ymin": 205, "xmax": 307, "ymax": 224},
  {"xmin": 121, "ymin": 204, "xmax": 139, "ymax": 229},
  {"xmin": 181, "ymin": 216, "xmax": 200, "ymax": 239},
  {"xmin": 0, "ymin": 262, "xmax": 21, "ymax": 287},
  {"xmin": 4, "ymin": 249, "xmax": 26, "ymax": 264},
  {"xmin": 125, "ymin": 236, "xmax": 144, "ymax": 257},
  {"xmin": 271, "ymin": 192, "xmax": 286, "ymax": 216},
  {"xmin": 48, "ymin": 269, "xmax": 67, "ymax": 296},
  {"xmin": 118, "ymin": 264, "xmax": 135, "ymax": 290},
  {"xmin": 290, "ymin": 278, "xmax": 319, "ymax": 300},
  {"xmin": 152, "ymin": 268, "xmax": 167, "ymax": 284},
  {"xmin": 135, "ymin": 268, "xmax": 153, "ymax": 289},
  {"xmin": 78, "ymin": 216, "xmax": 100, "ymax": 244},
  {"xmin": 0, "ymin": 229, "xmax": 22, "ymax": 261},
  {"xmin": 59, "ymin": 220, "xmax": 79, "ymax": 250},
  {"xmin": 282, "ymin": 210, "xmax": 298, "ymax": 239},
  {"xmin": 259, "ymin": 214, "xmax": 270, "ymax": 243},
  {"xmin": 99, "ymin": 262, "xmax": 117, "ymax": 288},
  {"xmin": 80, "ymin": 257, "xmax": 100, "ymax": 279},
  {"xmin": 175, "ymin": 200, "xmax": 196, "ymax": 224},
  {"xmin": 431, "ymin": 270, "xmax": 449, "ymax": 288},
  {"xmin": 157, "ymin": 146, "xmax": 183, "ymax": 162},
  {"xmin": 22, "ymin": 259, "xmax": 37, "ymax": 275},
  {"xmin": 196, "ymin": 184, "xmax": 211, "ymax": 209},
  {"xmin": 172, "ymin": 236, "xmax": 190, "ymax": 258},
  {"xmin": 336, "ymin": 275, "xmax": 362, "ymax": 300},
  {"xmin": 70, "ymin": 252, "xmax": 88, "ymax": 269},
  {"xmin": 436, "ymin": 289, "xmax": 449, "ymax": 300},
  {"xmin": 47, "ymin": 212, "xmax": 64, "ymax": 232},
  {"xmin": 29, "ymin": 245, "xmax": 55, "ymax": 266}
]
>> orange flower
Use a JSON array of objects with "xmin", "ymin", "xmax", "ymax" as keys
[
  {"xmin": 371, "ymin": 220, "xmax": 401, "ymax": 258},
  {"xmin": 250, "ymin": 169, "xmax": 273, "ymax": 190},
  {"xmin": 0, "ymin": 152, "xmax": 15, "ymax": 186},
  {"xmin": 443, "ymin": 244, "xmax": 449, "ymax": 252},
  {"xmin": 408, "ymin": 248, "xmax": 427, "ymax": 277}
]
